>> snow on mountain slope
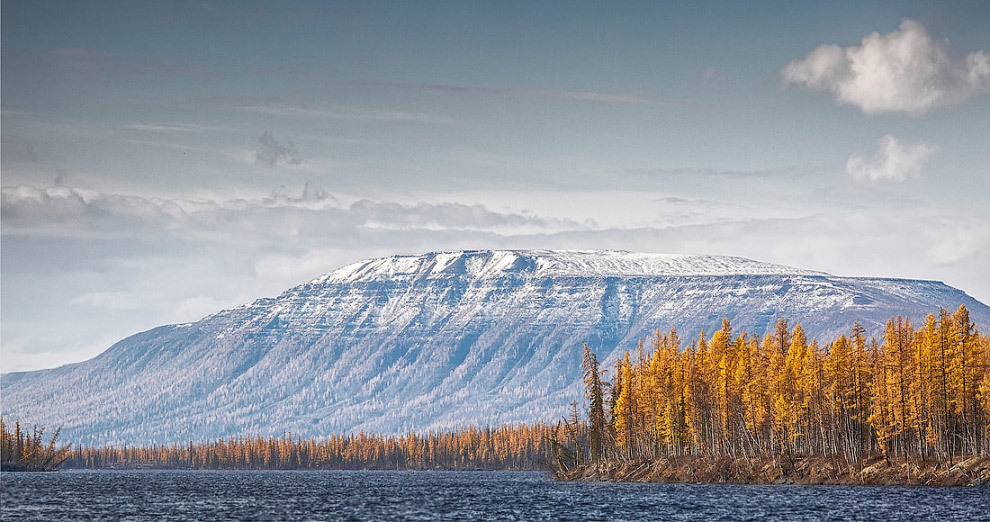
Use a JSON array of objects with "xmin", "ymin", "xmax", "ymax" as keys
[
  {"xmin": 319, "ymin": 250, "xmax": 825, "ymax": 284},
  {"xmin": 3, "ymin": 250, "xmax": 988, "ymax": 445}
]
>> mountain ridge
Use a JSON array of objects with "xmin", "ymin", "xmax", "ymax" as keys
[
  {"xmin": 316, "ymin": 250, "xmax": 828, "ymax": 284},
  {"xmin": 3, "ymin": 249, "xmax": 988, "ymax": 445}
]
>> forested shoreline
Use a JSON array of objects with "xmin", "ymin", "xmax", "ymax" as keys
[
  {"xmin": 5, "ymin": 305, "xmax": 989, "ymax": 485},
  {"xmin": 556, "ymin": 306, "xmax": 990, "ymax": 485},
  {"xmin": 58, "ymin": 424, "xmax": 562, "ymax": 471}
]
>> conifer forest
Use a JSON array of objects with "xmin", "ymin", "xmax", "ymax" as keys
[
  {"xmin": 572, "ymin": 306, "xmax": 989, "ymax": 473},
  {"xmin": 57, "ymin": 424, "xmax": 563, "ymax": 471},
  {"xmin": 4, "ymin": 306, "xmax": 987, "ymax": 479}
]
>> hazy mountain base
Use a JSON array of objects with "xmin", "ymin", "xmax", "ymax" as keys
[{"xmin": 559, "ymin": 456, "xmax": 990, "ymax": 486}]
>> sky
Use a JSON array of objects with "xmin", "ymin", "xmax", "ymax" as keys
[{"xmin": 2, "ymin": 1, "xmax": 989, "ymax": 372}]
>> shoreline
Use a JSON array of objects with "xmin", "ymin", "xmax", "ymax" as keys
[{"xmin": 557, "ymin": 456, "xmax": 990, "ymax": 486}]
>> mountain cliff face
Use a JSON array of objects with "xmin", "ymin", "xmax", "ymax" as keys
[{"xmin": 3, "ymin": 250, "xmax": 988, "ymax": 445}]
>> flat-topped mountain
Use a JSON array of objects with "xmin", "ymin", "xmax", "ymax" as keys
[
  {"xmin": 320, "ymin": 250, "xmax": 825, "ymax": 283},
  {"xmin": 3, "ymin": 250, "xmax": 988, "ymax": 445}
]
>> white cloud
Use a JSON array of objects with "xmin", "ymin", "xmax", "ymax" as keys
[
  {"xmin": 845, "ymin": 135, "xmax": 934, "ymax": 182},
  {"xmin": 783, "ymin": 19, "xmax": 990, "ymax": 114},
  {"xmin": 0, "ymin": 184, "xmax": 593, "ymax": 243}
]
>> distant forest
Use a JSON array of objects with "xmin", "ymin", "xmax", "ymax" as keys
[
  {"xmin": 4, "ymin": 306, "xmax": 988, "ymax": 473},
  {"xmin": 60, "ymin": 424, "xmax": 562, "ymax": 470},
  {"xmin": 566, "ymin": 305, "xmax": 989, "ymax": 473}
]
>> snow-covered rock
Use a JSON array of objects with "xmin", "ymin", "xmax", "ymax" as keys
[{"xmin": 3, "ymin": 250, "xmax": 988, "ymax": 445}]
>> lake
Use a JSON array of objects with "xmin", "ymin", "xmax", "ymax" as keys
[{"xmin": 2, "ymin": 470, "xmax": 988, "ymax": 521}]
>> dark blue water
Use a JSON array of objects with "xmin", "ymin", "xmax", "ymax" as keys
[{"xmin": 2, "ymin": 470, "xmax": 988, "ymax": 521}]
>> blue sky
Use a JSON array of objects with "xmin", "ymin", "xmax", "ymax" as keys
[{"xmin": 3, "ymin": 1, "xmax": 989, "ymax": 371}]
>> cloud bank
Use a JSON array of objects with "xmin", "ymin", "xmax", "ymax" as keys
[
  {"xmin": 0, "ymin": 185, "xmax": 592, "ymax": 242},
  {"xmin": 783, "ymin": 19, "xmax": 990, "ymax": 114}
]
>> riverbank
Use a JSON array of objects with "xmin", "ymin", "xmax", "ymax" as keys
[{"xmin": 558, "ymin": 456, "xmax": 990, "ymax": 486}]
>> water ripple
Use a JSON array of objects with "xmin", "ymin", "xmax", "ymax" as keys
[{"xmin": 2, "ymin": 470, "xmax": 988, "ymax": 521}]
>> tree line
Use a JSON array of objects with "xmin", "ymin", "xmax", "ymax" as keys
[
  {"xmin": 60, "ymin": 423, "xmax": 563, "ymax": 470},
  {"xmin": 569, "ymin": 306, "xmax": 989, "ymax": 473}
]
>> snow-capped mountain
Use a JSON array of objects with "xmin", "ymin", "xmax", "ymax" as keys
[{"xmin": 3, "ymin": 250, "xmax": 988, "ymax": 445}]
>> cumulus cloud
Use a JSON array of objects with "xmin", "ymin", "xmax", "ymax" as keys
[
  {"xmin": 263, "ymin": 181, "xmax": 340, "ymax": 208},
  {"xmin": 845, "ymin": 135, "xmax": 935, "ymax": 183},
  {"xmin": 297, "ymin": 180, "xmax": 336, "ymax": 203},
  {"xmin": 0, "ymin": 185, "xmax": 187, "ymax": 237},
  {"xmin": 783, "ymin": 19, "xmax": 990, "ymax": 114},
  {"xmin": 254, "ymin": 131, "xmax": 303, "ymax": 168}
]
